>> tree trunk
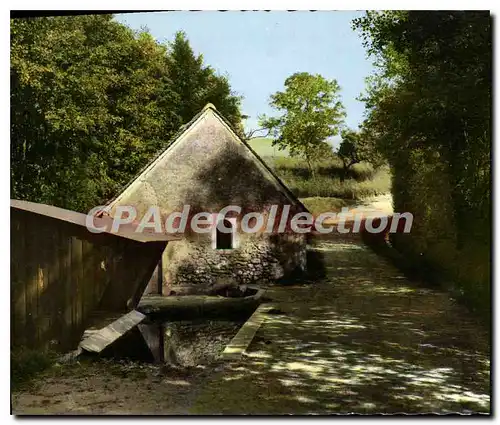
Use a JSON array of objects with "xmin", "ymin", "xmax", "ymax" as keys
[
  {"xmin": 341, "ymin": 163, "xmax": 349, "ymax": 182},
  {"xmin": 306, "ymin": 156, "xmax": 315, "ymax": 178}
]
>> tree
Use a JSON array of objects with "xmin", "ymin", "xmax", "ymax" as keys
[
  {"xmin": 259, "ymin": 72, "xmax": 345, "ymax": 176},
  {"xmin": 338, "ymin": 127, "xmax": 384, "ymax": 181},
  {"xmin": 338, "ymin": 129, "xmax": 363, "ymax": 181},
  {"xmin": 166, "ymin": 31, "xmax": 244, "ymax": 136},
  {"xmin": 11, "ymin": 18, "xmax": 244, "ymax": 211},
  {"xmin": 353, "ymin": 11, "xmax": 491, "ymax": 317},
  {"xmin": 244, "ymin": 127, "xmax": 270, "ymax": 140},
  {"xmin": 11, "ymin": 15, "xmax": 184, "ymax": 211},
  {"xmin": 353, "ymin": 11, "xmax": 490, "ymax": 233}
]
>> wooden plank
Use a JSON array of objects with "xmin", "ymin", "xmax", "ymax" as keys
[
  {"xmin": 88, "ymin": 241, "xmax": 101, "ymax": 313},
  {"xmin": 10, "ymin": 199, "xmax": 181, "ymax": 243},
  {"xmin": 25, "ymin": 214, "xmax": 38, "ymax": 348},
  {"xmin": 81, "ymin": 239, "xmax": 93, "ymax": 320},
  {"xmin": 128, "ymin": 243, "xmax": 167, "ymax": 309},
  {"xmin": 71, "ymin": 236, "xmax": 83, "ymax": 332},
  {"xmin": 98, "ymin": 241, "xmax": 165, "ymax": 312},
  {"xmin": 91, "ymin": 243, "xmax": 106, "ymax": 311},
  {"xmin": 138, "ymin": 323, "xmax": 162, "ymax": 363},
  {"xmin": 48, "ymin": 224, "xmax": 61, "ymax": 347},
  {"xmin": 158, "ymin": 257, "xmax": 163, "ymax": 295},
  {"xmin": 53, "ymin": 225, "xmax": 66, "ymax": 348},
  {"xmin": 62, "ymin": 229, "xmax": 73, "ymax": 347},
  {"xmin": 11, "ymin": 214, "xmax": 26, "ymax": 346},
  {"xmin": 77, "ymin": 237, "xmax": 85, "ymax": 332},
  {"xmin": 221, "ymin": 303, "xmax": 275, "ymax": 360},
  {"xmin": 38, "ymin": 223, "xmax": 51, "ymax": 348},
  {"xmin": 79, "ymin": 310, "xmax": 146, "ymax": 353}
]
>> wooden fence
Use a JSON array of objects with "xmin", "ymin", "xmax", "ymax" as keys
[{"xmin": 11, "ymin": 200, "xmax": 179, "ymax": 352}]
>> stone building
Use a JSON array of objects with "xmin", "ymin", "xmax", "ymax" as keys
[{"xmin": 103, "ymin": 104, "xmax": 309, "ymax": 296}]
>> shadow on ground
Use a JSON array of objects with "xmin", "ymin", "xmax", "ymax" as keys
[
  {"xmin": 11, "ymin": 233, "xmax": 490, "ymax": 415},
  {"xmin": 190, "ymin": 235, "xmax": 490, "ymax": 414}
]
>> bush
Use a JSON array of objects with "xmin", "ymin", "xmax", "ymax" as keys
[
  {"xmin": 354, "ymin": 11, "xmax": 491, "ymax": 325},
  {"xmin": 388, "ymin": 150, "xmax": 490, "ymax": 325},
  {"xmin": 11, "ymin": 348, "xmax": 56, "ymax": 390}
]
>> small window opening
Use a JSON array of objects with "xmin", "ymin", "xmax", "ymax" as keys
[{"xmin": 216, "ymin": 219, "xmax": 233, "ymax": 250}]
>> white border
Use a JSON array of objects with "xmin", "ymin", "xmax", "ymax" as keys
[
  {"xmin": 5, "ymin": 5, "xmax": 496, "ymax": 423},
  {"xmin": 7, "ymin": 2, "xmax": 497, "ymax": 10}
]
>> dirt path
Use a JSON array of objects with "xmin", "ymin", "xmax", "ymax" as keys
[
  {"xmin": 11, "ymin": 359, "xmax": 224, "ymax": 414},
  {"xmin": 12, "ymin": 218, "xmax": 490, "ymax": 414},
  {"xmin": 348, "ymin": 193, "xmax": 393, "ymax": 216},
  {"xmin": 189, "ymin": 236, "xmax": 490, "ymax": 414}
]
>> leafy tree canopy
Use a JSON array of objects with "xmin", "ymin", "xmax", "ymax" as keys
[
  {"xmin": 259, "ymin": 72, "xmax": 345, "ymax": 174},
  {"xmin": 11, "ymin": 16, "xmax": 243, "ymax": 211},
  {"xmin": 353, "ymin": 11, "xmax": 490, "ymax": 223},
  {"xmin": 352, "ymin": 11, "xmax": 491, "ymax": 316}
]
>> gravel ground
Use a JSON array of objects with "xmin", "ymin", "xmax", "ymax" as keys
[{"xmin": 12, "ymin": 320, "xmax": 245, "ymax": 415}]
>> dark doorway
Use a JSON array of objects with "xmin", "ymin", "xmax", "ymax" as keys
[{"xmin": 216, "ymin": 219, "xmax": 233, "ymax": 250}]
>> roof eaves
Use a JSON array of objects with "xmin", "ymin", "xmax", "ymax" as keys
[{"xmin": 101, "ymin": 108, "xmax": 208, "ymax": 211}]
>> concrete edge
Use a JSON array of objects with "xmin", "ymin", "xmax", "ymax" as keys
[
  {"xmin": 138, "ymin": 287, "xmax": 266, "ymax": 318},
  {"xmin": 221, "ymin": 303, "xmax": 275, "ymax": 361}
]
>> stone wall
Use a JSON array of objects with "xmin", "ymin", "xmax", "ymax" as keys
[{"xmin": 159, "ymin": 232, "xmax": 307, "ymax": 295}]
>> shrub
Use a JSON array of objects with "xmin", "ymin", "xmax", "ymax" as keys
[
  {"xmin": 388, "ymin": 150, "xmax": 490, "ymax": 325},
  {"xmin": 11, "ymin": 348, "xmax": 56, "ymax": 390}
]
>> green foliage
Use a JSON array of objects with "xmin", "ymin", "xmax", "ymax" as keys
[
  {"xmin": 11, "ymin": 17, "xmax": 243, "ymax": 212},
  {"xmin": 272, "ymin": 156, "xmax": 391, "ymax": 200},
  {"xmin": 338, "ymin": 130, "xmax": 361, "ymax": 166},
  {"xmin": 354, "ymin": 11, "xmax": 491, "ymax": 320},
  {"xmin": 166, "ymin": 31, "xmax": 244, "ymax": 136},
  {"xmin": 259, "ymin": 72, "xmax": 346, "ymax": 174},
  {"xmin": 337, "ymin": 128, "xmax": 382, "ymax": 181},
  {"xmin": 11, "ymin": 348, "xmax": 56, "ymax": 390}
]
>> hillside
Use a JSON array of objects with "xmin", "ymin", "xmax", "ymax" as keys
[{"xmin": 246, "ymin": 137, "xmax": 289, "ymax": 159}]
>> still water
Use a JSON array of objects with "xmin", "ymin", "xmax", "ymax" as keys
[{"xmin": 99, "ymin": 319, "xmax": 245, "ymax": 366}]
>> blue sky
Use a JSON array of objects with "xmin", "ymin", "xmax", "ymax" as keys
[{"xmin": 115, "ymin": 11, "xmax": 375, "ymax": 139}]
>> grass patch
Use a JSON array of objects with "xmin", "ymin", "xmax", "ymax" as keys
[
  {"xmin": 247, "ymin": 137, "xmax": 290, "ymax": 158},
  {"xmin": 11, "ymin": 348, "xmax": 57, "ymax": 391},
  {"xmin": 300, "ymin": 197, "xmax": 353, "ymax": 215},
  {"xmin": 270, "ymin": 156, "xmax": 391, "ymax": 200},
  {"xmin": 273, "ymin": 156, "xmax": 377, "ymax": 181}
]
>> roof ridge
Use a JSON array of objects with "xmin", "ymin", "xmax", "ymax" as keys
[
  {"xmin": 102, "ymin": 106, "xmax": 309, "ymax": 214},
  {"xmin": 202, "ymin": 102, "xmax": 217, "ymax": 111}
]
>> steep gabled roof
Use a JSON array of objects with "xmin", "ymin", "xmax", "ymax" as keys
[{"xmin": 104, "ymin": 104, "xmax": 309, "ymax": 213}]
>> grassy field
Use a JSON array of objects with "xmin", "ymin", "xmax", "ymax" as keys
[
  {"xmin": 299, "ymin": 197, "xmax": 353, "ymax": 215},
  {"xmin": 248, "ymin": 137, "xmax": 391, "ymax": 215},
  {"xmin": 247, "ymin": 137, "xmax": 290, "ymax": 158},
  {"xmin": 273, "ymin": 157, "xmax": 391, "ymax": 215}
]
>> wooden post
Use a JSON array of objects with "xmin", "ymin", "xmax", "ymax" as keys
[{"xmin": 157, "ymin": 257, "xmax": 163, "ymax": 295}]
